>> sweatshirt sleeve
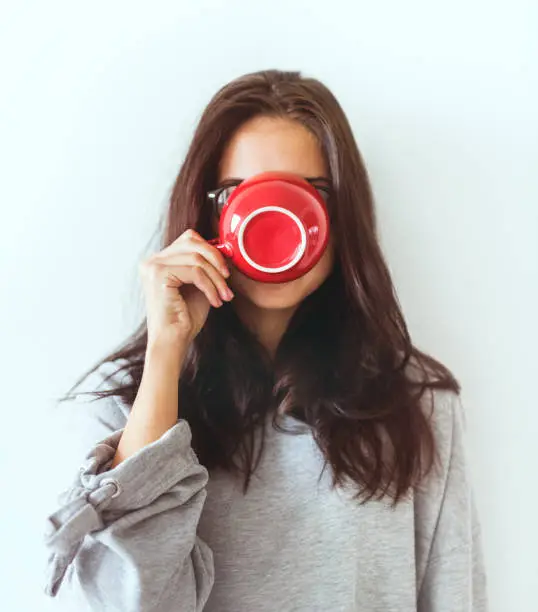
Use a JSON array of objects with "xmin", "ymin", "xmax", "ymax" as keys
[
  {"xmin": 43, "ymin": 360, "xmax": 215, "ymax": 612},
  {"xmin": 415, "ymin": 391, "xmax": 488, "ymax": 612}
]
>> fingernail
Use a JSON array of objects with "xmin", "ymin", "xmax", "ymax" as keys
[
  {"xmin": 221, "ymin": 267, "xmax": 230, "ymax": 278},
  {"xmin": 226, "ymin": 288, "xmax": 234, "ymax": 300}
]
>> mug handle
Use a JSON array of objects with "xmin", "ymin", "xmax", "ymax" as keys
[{"xmin": 208, "ymin": 238, "xmax": 233, "ymax": 258}]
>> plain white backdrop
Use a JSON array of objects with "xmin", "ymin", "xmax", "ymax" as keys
[{"xmin": 1, "ymin": 1, "xmax": 536, "ymax": 610}]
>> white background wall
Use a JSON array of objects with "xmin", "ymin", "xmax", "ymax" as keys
[{"xmin": 1, "ymin": 1, "xmax": 536, "ymax": 610}]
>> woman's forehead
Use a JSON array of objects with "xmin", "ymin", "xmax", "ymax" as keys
[{"xmin": 218, "ymin": 116, "xmax": 328, "ymax": 182}]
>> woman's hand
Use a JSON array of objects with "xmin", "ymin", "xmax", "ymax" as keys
[{"xmin": 139, "ymin": 229, "xmax": 234, "ymax": 348}]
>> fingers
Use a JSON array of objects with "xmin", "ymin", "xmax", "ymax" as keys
[
  {"xmin": 167, "ymin": 252, "xmax": 233, "ymax": 303},
  {"xmin": 168, "ymin": 229, "xmax": 230, "ymax": 278},
  {"xmin": 180, "ymin": 265, "xmax": 222, "ymax": 308},
  {"xmin": 195, "ymin": 255, "xmax": 234, "ymax": 302},
  {"xmin": 148, "ymin": 230, "xmax": 234, "ymax": 308}
]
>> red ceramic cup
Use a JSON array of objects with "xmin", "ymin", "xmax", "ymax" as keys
[{"xmin": 209, "ymin": 171, "xmax": 330, "ymax": 283}]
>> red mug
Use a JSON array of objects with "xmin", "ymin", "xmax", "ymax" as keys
[{"xmin": 209, "ymin": 171, "xmax": 330, "ymax": 283}]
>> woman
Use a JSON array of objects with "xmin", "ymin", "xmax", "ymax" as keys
[{"xmin": 44, "ymin": 70, "xmax": 487, "ymax": 611}]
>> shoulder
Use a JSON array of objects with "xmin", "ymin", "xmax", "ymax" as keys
[
  {"xmin": 404, "ymin": 353, "xmax": 465, "ymax": 460},
  {"xmin": 413, "ymin": 381, "xmax": 471, "ymax": 518},
  {"xmin": 422, "ymin": 387, "xmax": 466, "ymax": 472},
  {"xmin": 400, "ymin": 351, "xmax": 470, "ymax": 507},
  {"xmin": 408, "ymin": 374, "xmax": 480, "ymax": 580}
]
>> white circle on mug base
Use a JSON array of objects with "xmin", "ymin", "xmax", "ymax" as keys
[{"xmin": 237, "ymin": 206, "xmax": 307, "ymax": 274}]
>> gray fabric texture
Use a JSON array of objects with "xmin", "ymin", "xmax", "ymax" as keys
[{"xmin": 43, "ymin": 360, "xmax": 488, "ymax": 611}]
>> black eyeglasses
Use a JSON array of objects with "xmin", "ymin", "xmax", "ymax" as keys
[{"xmin": 207, "ymin": 178, "xmax": 332, "ymax": 216}]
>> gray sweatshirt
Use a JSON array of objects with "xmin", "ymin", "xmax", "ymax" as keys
[{"xmin": 43, "ymin": 360, "xmax": 488, "ymax": 611}]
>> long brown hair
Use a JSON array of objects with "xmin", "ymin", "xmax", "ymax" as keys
[{"xmin": 69, "ymin": 69, "xmax": 459, "ymax": 503}]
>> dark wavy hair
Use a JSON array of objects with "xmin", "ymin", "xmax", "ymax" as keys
[{"xmin": 68, "ymin": 69, "xmax": 459, "ymax": 504}]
